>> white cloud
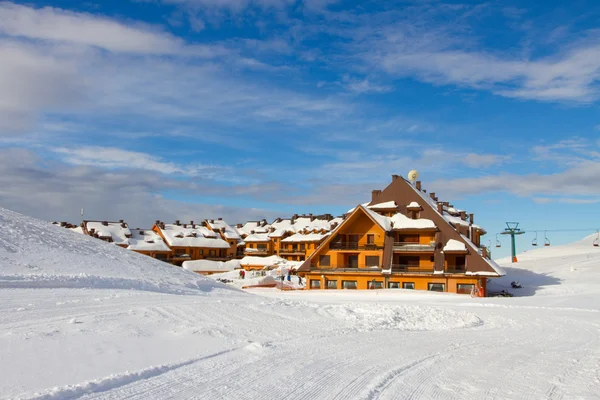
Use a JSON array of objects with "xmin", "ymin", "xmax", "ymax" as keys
[
  {"xmin": 0, "ymin": 3, "xmax": 185, "ymax": 54},
  {"xmin": 0, "ymin": 149, "xmax": 280, "ymax": 227},
  {"xmin": 533, "ymin": 197, "xmax": 599, "ymax": 205}
]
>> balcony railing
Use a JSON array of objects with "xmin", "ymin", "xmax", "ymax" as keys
[
  {"xmin": 310, "ymin": 265, "xmax": 382, "ymax": 272},
  {"xmin": 445, "ymin": 265, "xmax": 466, "ymax": 274},
  {"xmin": 330, "ymin": 243, "xmax": 383, "ymax": 250},
  {"xmin": 392, "ymin": 242, "xmax": 435, "ymax": 252},
  {"xmin": 245, "ymin": 248, "xmax": 269, "ymax": 254},
  {"xmin": 280, "ymin": 249, "xmax": 305, "ymax": 255},
  {"xmin": 390, "ymin": 264, "xmax": 435, "ymax": 274}
]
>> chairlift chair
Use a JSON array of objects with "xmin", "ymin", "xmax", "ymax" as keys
[
  {"xmin": 594, "ymin": 230, "xmax": 599, "ymax": 247},
  {"xmin": 495, "ymin": 233, "xmax": 501, "ymax": 248},
  {"xmin": 532, "ymin": 232, "xmax": 538, "ymax": 247},
  {"xmin": 544, "ymin": 231, "xmax": 550, "ymax": 247}
]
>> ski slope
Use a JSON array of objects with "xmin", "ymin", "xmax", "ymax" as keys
[{"xmin": 1, "ymin": 208, "xmax": 600, "ymax": 399}]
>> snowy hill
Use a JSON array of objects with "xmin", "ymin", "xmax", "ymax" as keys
[
  {"xmin": 491, "ymin": 233, "xmax": 600, "ymax": 299},
  {"xmin": 0, "ymin": 207, "xmax": 231, "ymax": 295}
]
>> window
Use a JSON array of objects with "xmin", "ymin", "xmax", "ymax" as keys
[
  {"xmin": 457, "ymin": 284, "xmax": 474, "ymax": 294},
  {"xmin": 320, "ymin": 255, "xmax": 330, "ymax": 267},
  {"xmin": 365, "ymin": 256, "xmax": 380, "ymax": 267},
  {"xmin": 398, "ymin": 234, "xmax": 419, "ymax": 243},
  {"xmin": 430, "ymin": 256, "xmax": 435, "ymax": 262},
  {"xmin": 209, "ymin": 250, "xmax": 216, "ymax": 256},
  {"xmin": 300, "ymin": 244, "xmax": 305, "ymax": 251},
  {"xmin": 428, "ymin": 283, "xmax": 445, "ymax": 292},
  {"xmin": 403, "ymin": 282, "xmax": 415, "ymax": 290},
  {"xmin": 398, "ymin": 256, "xmax": 420, "ymax": 266},
  {"xmin": 310, "ymin": 280, "xmax": 321, "ymax": 289},
  {"xmin": 368, "ymin": 280, "xmax": 383, "ymax": 289},
  {"xmin": 342, "ymin": 280, "xmax": 357, "ymax": 289},
  {"xmin": 327, "ymin": 280, "xmax": 338, "ymax": 289},
  {"xmin": 388, "ymin": 282, "xmax": 400, "ymax": 289},
  {"xmin": 257, "ymin": 243, "xmax": 267, "ymax": 250},
  {"xmin": 248, "ymin": 244, "xmax": 254, "ymax": 248},
  {"xmin": 199, "ymin": 249, "xmax": 204, "ymax": 255},
  {"xmin": 367, "ymin": 234, "xmax": 374, "ymax": 244}
]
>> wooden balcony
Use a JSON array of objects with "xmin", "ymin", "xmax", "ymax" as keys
[
  {"xmin": 390, "ymin": 264, "xmax": 435, "ymax": 274},
  {"xmin": 244, "ymin": 248, "xmax": 269, "ymax": 255},
  {"xmin": 445, "ymin": 265, "xmax": 466, "ymax": 274},
  {"xmin": 280, "ymin": 249, "xmax": 305, "ymax": 255},
  {"xmin": 330, "ymin": 243, "xmax": 384, "ymax": 251},
  {"xmin": 392, "ymin": 242, "xmax": 435, "ymax": 252}
]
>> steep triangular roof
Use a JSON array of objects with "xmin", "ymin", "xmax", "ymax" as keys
[{"xmin": 297, "ymin": 205, "xmax": 387, "ymax": 272}]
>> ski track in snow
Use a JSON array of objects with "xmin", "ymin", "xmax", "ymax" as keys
[{"xmin": 2, "ymin": 208, "xmax": 600, "ymax": 399}]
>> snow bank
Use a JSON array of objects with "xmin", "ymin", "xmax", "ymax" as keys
[
  {"xmin": 182, "ymin": 259, "xmax": 241, "ymax": 272},
  {"xmin": 0, "ymin": 208, "xmax": 234, "ymax": 295},
  {"xmin": 316, "ymin": 303, "xmax": 482, "ymax": 332}
]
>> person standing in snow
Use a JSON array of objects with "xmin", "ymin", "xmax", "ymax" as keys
[
  {"xmin": 287, "ymin": 270, "xmax": 291, "ymax": 282},
  {"xmin": 298, "ymin": 275, "xmax": 303, "ymax": 285},
  {"xmin": 241, "ymin": 270, "xmax": 245, "ymax": 279}
]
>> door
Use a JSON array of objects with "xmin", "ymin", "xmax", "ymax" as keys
[
  {"xmin": 348, "ymin": 235, "xmax": 359, "ymax": 249},
  {"xmin": 348, "ymin": 255, "xmax": 359, "ymax": 268}
]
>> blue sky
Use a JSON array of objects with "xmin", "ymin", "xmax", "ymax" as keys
[{"xmin": 1, "ymin": 0, "xmax": 599, "ymax": 258}]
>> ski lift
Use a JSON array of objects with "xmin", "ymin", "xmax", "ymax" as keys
[
  {"xmin": 531, "ymin": 231, "xmax": 538, "ymax": 247},
  {"xmin": 594, "ymin": 230, "xmax": 599, "ymax": 247},
  {"xmin": 544, "ymin": 231, "xmax": 550, "ymax": 247},
  {"xmin": 495, "ymin": 233, "xmax": 501, "ymax": 248}
]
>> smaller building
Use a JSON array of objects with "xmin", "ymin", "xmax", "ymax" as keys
[
  {"xmin": 153, "ymin": 220, "xmax": 231, "ymax": 266},
  {"xmin": 205, "ymin": 218, "xmax": 243, "ymax": 258},
  {"xmin": 127, "ymin": 229, "xmax": 172, "ymax": 261},
  {"xmin": 82, "ymin": 220, "xmax": 132, "ymax": 247}
]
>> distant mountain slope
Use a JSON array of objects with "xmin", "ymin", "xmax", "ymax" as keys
[{"xmin": 0, "ymin": 207, "xmax": 234, "ymax": 295}]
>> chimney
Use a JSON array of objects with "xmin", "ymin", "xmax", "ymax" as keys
[
  {"xmin": 201, "ymin": 221, "xmax": 207, "ymax": 227},
  {"xmin": 155, "ymin": 220, "xmax": 160, "ymax": 225},
  {"xmin": 90, "ymin": 228, "xmax": 95, "ymax": 235},
  {"xmin": 309, "ymin": 213, "xmax": 314, "ymax": 221},
  {"xmin": 183, "ymin": 223, "xmax": 187, "ymax": 228},
  {"xmin": 469, "ymin": 213, "xmax": 474, "ymax": 224},
  {"xmin": 437, "ymin": 202, "xmax": 443, "ymax": 214},
  {"xmin": 102, "ymin": 221, "xmax": 108, "ymax": 226},
  {"xmin": 175, "ymin": 220, "xmax": 180, "ymax": 226},
  {"xmin": 261, "ymin": 219, "xmax": 267, "ymax": 226},
  {"xmin": 392, "ymin": 174, "xmax": 399, "ymax": 181},
  {"xmin": 429, "ymin": 193, "xmax": 436, "ymax": 200},
  {"xmin": 416, "ymin": 181, "xmax": 421, "ymax": 191},
  {"xmin": 121, "ymin": 222, "xmax": 127, "ymax": 228},
  {"xmin": 60, "ymin": 222, "xmax": 66, "ymax": 227},
  {"xmin": 459, "ymin": 211, "xmax": 466, "ymax": 220},
  {"xmin": 221, "ymin": 227, "xmax": 226, "ymax": 233},
  {"xmin": 218, "ymin": 217, "xmax": 222, "ymax": 221},
  {"xmin": 236, "ymin": 223, "xmax": 243, "ymax": 228},
  {"xmin": 423, "ymin": 189, "xmax": 427, "ymax": 193},
  {"xmin": 371, "ymin": 189, "xmax": 382, "ymax": 202},
  {"xmin": 190, "ymin": 220, "xmax": 194, "ymax": 225},
  {"xmin": 292, "ymin": 214, "xmax": 298, "ymax": 220},
  {"xmin": 119, "ymin": 219, "xmax": 124, "ymax": 223},
  {"xmin": 276, "ymin": 218, "xmax": 282, "ymax": 223},
  {"xmin": 331, "ymin": 222, "xmax": 338, "ymax": 229},
  {"xmin": 210, "ymin": 219, "xmax": 214, "ymax": 223},
  {"xmin": 251, "ymin": 230, "xmax": 255, "ymax": 234}
]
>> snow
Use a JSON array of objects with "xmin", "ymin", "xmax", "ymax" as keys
[
  {"xmin": 239, "ymin": 255, "xmax": 287, "ymax": 267},
  {"xmin": 3, "ymin": 206, "xmax": 600, "ymax": 400},
  {"xmin": 182, "ymin": 259, "xmax": 240, "ymax": 273},
  {"xmin": 206, "ymin": 219, "xmax": 241, "ymax": 240},
  {"xmin": 86, "ymin": 221, "xmax": 131, "ymax": 245},
  {"xmin": 242, "ymin": 233, "xmax": 271, "ymax": 242},
  {"xmin": 407, "ymin": 201, "xmax": 421, "ymax": 209},
  {"xmin": 390, "ymin": 212, "xmax": 436, "ymax": 230},
  {"xmin": 367, "ymin": 200, "xmax": 397, "ymax": 210},
  {"xmin": 443, "ymin": 239, "xmax": 467, "ymax": 252},
  {"xmin": 362, "ymin": 206, "xmax": 393, "ymax": 231},
  {"xmin": 237, "ymin": 221, "xmax": 270, "ymax": 236},
  {"xmin": 281, "ymin": 232, "xmax": 330, "ymax": 242},
  {"xmin": 158, "ymin": 224, "xmax": 230, "ymax": 249},
  {"xmin": 127, "ymin": 229, "xmax": 171, "ymax": 252}
]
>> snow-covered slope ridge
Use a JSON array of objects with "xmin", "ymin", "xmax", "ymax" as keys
[{"xmin": 0, "ymin": 207, "xmax": 231, "ymax": 294}]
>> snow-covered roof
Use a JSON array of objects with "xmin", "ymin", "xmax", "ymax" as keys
[
  {"xmin": 390, "ymin": 213, "xmax": 436, "ymax": 230},
  {"xmin": 206, "ymin": 219, "xmax": 241, "ymax": 240},
  {"xmin": 368, "ymin": 201, "xmax": 398, "ymax": 210},
  {"xmin": 362, "ymin": 206, "xmax": 393, "ymax": 231},
  {"xmin": 244, "ymin": 233, "xmax": 271, "ymax": 242},
  {"xmin": 237, "ymin": 221, "xmax": 270, "ymax": 236},
  {"xmin": 69, "ymin": 226, "xmax": 85, "ymax": 235},
  {"xmin": 347, "ymin": 202, "xmax": 370, "ymax": 214},
  {"xmin": 240, "ymin": 255, "xmax": 287, "ymax": 267},
  {"xmin": 182, "ymin": 259, "xmax": 240, "ymax": 272},
  {"xmin": 407, "ymin": 201, "xmax": 421, "ymax": 209},
  {"xmin": 281, "ymin": 232, "xmax": 330, "ymax": 242},
  {"xmin": 127, "ymin": 229, "xmax": 171, "ymax": 252},
  {"xmin": 443, "ymin": 239, "xmax": 467, "ymax": 252},
  {"xmin": 86, "ymin": 221, "xmax": 131, "ymax": 245},
  {"xmin": 158, "ymin": 224, "xmax": 230, "ymax": 249}
]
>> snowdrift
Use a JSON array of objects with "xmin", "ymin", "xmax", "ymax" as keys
[{"xmin": 0, "ymin": 208, "xmax": 235, "ymax": 295}]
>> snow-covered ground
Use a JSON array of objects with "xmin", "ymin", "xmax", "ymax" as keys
[{"xmin": 2, "ymin": 207, "xmax": 600, "ymax": 399}]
